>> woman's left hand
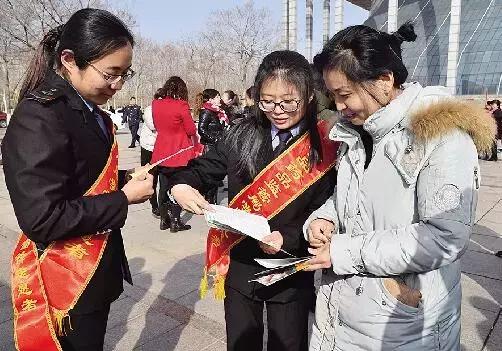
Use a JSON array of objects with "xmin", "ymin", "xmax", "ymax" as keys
[
  {"xmin": 259, "ymin": 231, "xmax": 284, "ymax": 255},
  {"xmin": 304, "ymin": 242, "xmax": 332, "ymax": 271}
]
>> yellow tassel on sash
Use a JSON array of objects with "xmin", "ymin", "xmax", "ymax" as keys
[
  {"xmin": 52, "ymin": 308, "xmax": 72, "ymax": 336},
  {"xmin": 213, "ymin": 274, "xmax": 226, "ymax": 300},
  {"xmin": 199, "ymin": 268, "xmax": 208, "ymax": 299}
]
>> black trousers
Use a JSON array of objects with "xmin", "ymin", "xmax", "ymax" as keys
[
  {"xmin": 140, "ymin": 147, "xmax": 159, "ymax": 210},
  {"xmin": 129, "ymin": 123, "xmax": 140, "ymax": 145},
  {"xmin": 202, "ymin": 144, "xmax": 219, "ymax": 204},
  {"xmin": 489, "ymin": 140, "xmax": 498, "ymax": 161},
  {"xmin": 57, "ymin": 305, "xmax": 110, "ymax": 351},
  {"xmin": 158, "ymin": 166, "xmax": 184, "ymax": 207},
  {"xmin": 224, "ymin": 287, "xmax": 310, "ymax": 351}
]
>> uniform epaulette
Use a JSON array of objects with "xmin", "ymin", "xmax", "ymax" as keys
[{"xmin": 27, "ymin": 88, "xmax": 64, "ymax": 104}]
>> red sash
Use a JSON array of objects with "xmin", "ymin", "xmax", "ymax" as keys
[
  {"xmin": 200, "ymin": 120, "xmax": 338, "ymax": 299},
  {"xmin": 11, "ymin": 134, "xmax": 119, "ymax": 350}
]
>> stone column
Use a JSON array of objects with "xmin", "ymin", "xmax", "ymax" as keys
[
  {"xmin": 282, "ymin": 0, "xmax": 289, "ymax": 49},
  {"xmin": 288, "ymin": 0, "xmax": 297, "ymax": 51},
  {"xmin": 334, "ymin": 0, "xmax": 344, "ymax": 34},
  {"xmin": 388, "ymin": 0, "xmax": 398, "ymax": 33},
  {"xmin": 306, "ymin": 0, "xmax": 313, "ymax": 61},
  {"xmin": 446, "ymin": 0, "xmax": 461, "ymax": 95},
  {"xmin": 323, "ymin": 0, "xmax": 331, "ymax": 45}
]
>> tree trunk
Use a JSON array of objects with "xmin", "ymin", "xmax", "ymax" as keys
[{"xmin": 1, "ymin": 60, "xmax": 11, "ymax": 113}]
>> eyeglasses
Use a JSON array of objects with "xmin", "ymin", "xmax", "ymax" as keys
[
  {"xmin": 258, "ymin": 99, "xmax": 302, "ymax": 113},
  {"xmin": 86, "ymin": 61, "xmax": 136, "ymax": 84}
]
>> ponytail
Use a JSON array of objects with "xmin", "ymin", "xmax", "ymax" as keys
[
  {"xmin": 19, "ymin": 25, "xmax": 63, "ymax": 101},
  {"xmin": 193, "ymin": 92, "xmax": 204, "ymax": 118},
  {"xmin": 19, "ymin": 8, "xmax": 134, "ymax": 103}
]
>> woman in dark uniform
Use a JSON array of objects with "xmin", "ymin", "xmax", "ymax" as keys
[
  {"xmin": 169, "ymin": 51, "xmax": 337, "ymax": 351},
  {"xmin": 1, "ymin": 9, "xmax": 153, "ymax": 351}
]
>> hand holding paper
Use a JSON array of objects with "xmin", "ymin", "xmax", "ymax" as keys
[
  {"xmin": 259, "ymin": 231, "xmax": 284, "ymax": 255},
  {"xmin": 304, "ymin": 242, "xmax": 332, "ymax": 271}
]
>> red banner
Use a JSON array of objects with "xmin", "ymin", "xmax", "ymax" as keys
[
  {"xmin": 12, "ymin": 133, "xmax": 119, "ymax": 350},
  {"xmin": 200, "ymin": 120, "xmax": 338, "ymax": 299}
]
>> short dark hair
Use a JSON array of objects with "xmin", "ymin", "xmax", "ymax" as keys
[
  {"xmin": 130, "ymin": 96, "xmax": 136, "ymax": 100},
  {"xmin": 313, "ymin": 22, "xmax": 417, "ymax": 87},
  {"xmin": 20, "ymin": 8, "xmax": 134, "ymax": 101}
]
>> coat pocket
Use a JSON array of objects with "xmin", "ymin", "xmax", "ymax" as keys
[{"xmin": 377, "ymin": 278, "xmax": 423, "ymax": 315}]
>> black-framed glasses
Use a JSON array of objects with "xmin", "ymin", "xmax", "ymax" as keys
[
  {"xmin": 258, "ymin": 99, "xmax": 302, "ymax": 113},
  {"xmin": 86, "ymin": 61, "xmax": 136, "ymax": 84}
]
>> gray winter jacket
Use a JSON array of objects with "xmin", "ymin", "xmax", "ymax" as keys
[{"xmin": 304, "ymin": 83, "xmax": 496, "ymax": 351}]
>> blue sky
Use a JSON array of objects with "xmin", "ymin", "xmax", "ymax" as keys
[{"xmin": 123, "ymin": 0, "xmax": 368, "ymax": 54}]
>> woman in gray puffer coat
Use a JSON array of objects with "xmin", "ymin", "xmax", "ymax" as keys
[{"xmin": 303, "ymin": 23, "xmax": 496, "ymax": 350}]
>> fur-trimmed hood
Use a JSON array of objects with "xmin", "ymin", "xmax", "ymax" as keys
[{"xmin": 410, "ymin": 99, "xmax": 496, "ymax": 156}]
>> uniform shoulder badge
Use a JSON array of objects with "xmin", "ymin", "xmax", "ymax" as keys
[{"xmin": 27, "ymin": 88, "xmax": 63, "ymax": 104}]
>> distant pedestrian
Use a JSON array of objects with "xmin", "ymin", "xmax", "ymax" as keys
[
  {"xmin": 242, "ymin": 86, "xmax": 256, "ymax": 118},
  {"xmin": 488, "ymin": 99, "xmax": 501, "ymax": 161},
  {"xmin": 222, "ymin": 90, "xmax": 243, "ymax": 124},
  {"xmin": 122, "ymin": 96, "xmax": 142, "ymax": 148},
  {"xmin": 193, "ymin": 89, "xmax": 226, "ymax": 204},
  {"xmin": 139, "ymin": 89, "xmax": 163, "ymax": 218},
  {"xmin": 150, "ymin": 76, "xmax": 197, "ymax": 232},
  {"xmin": 490, "ymin": 100, "xmax": 502, "ymax": 138}
]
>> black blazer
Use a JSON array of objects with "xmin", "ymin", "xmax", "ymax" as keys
[
  {"xmin": 169, "ymin": 120, "xmax": 336, "ymax": 302},
  {"xmin": 1, "ymin": 71, "xmax": 130, "ymax": 313}
]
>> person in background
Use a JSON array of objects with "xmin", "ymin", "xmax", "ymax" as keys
[
  {"xmin": 491, "ymin": 99, "xmax": 502, "ymax": 152},
  {"xmin": 242, "ymin": 86, "xmax": 256, "ymax": 118},
  {"xmin": 109, "ymin": 105, "xmax": 115, "ymax": 113},
  {"xmin": 139, "ymin": 89, "xmax": 162, "ymax": 218},
  {"xmin": 150, "ymin": 76, "xmax": 197, "ymax": 232},
  {"xmin": 122, "ymin": 96, "xmax": 142, "ymax": 148},
  {"xmin": 1, "ymin": 8, "xmax": 153, "ymax": 350},
  {"xmin": 193, "ymin": 89, "xmax": 226, "ymax": 204},
  {"xmin": 486, "ymin": 99, "xmax": 501, "ymax": 161},
  {"xmin": 222, "ymin": 89, "xmax": 243, "ymax": 124}
]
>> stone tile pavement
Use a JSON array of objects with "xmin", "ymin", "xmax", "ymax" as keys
[{"xmin": 0, "ymin": 129, "xmax": 501, "ymax": 350}]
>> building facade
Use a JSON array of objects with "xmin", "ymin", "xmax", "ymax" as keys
[
  {"xmin": 365, "ymin": 0, "xmax": 502, "ymax": 96},
  {"xmin": 283, "ymin": 0, "xmax": 501, "ymax": 96}
]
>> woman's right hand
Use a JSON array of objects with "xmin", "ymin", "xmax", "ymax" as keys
[
  {"xmin": 307, "ymin": 218, "xmax": 335, "ymax": 248},
  {"xmin": 122, "ymin": 173, "xmax": 154, "ymax": 205},
  {"xmin": 171, "ymin": 184, "xmax": 213, "ymax": 215}
]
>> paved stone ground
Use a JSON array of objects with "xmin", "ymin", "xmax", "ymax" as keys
[{"xmin": 1, "ymin": 129, "xmax": 501, "ymax": 350}]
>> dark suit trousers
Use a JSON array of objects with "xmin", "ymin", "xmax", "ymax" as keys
[
  {"xmin": 224, "ymin": 286, "xmax": 310, "ymax": 351},
  {"xmin": 57, "ymin": 305, "xmax": 110, "ymax": 351},
  {"xmin": 129, "ymin": 123, "xmax": 140, "ymax": 145}
]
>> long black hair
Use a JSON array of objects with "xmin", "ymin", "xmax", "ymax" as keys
[
  {"xmin": 227, "ymin": 50, "xmax": 322, "ymax": 179},
  {"xmin": 313, "ymin": 22, "xmax": 416, "ymax": 90},
  {"xmin": 19, "ymin": 8, "xmax": 134, "ymax": 101}
]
